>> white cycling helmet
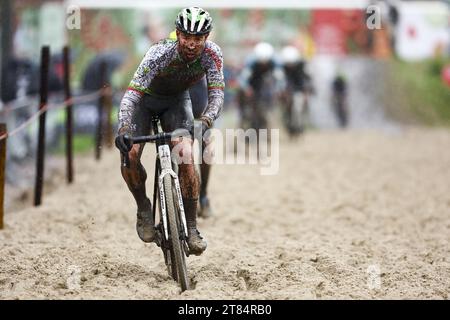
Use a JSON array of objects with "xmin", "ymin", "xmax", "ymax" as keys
[
  {"xmin": 175, "ymin": 7, "xmax": 213, "ymax": 35},
  {"xmin": 281, "ymin": 46, "xmax": 301, "ymax": 64},
  {"xmin": 253, "ymin": 42, "xmax": 274, "ymax": 62}
]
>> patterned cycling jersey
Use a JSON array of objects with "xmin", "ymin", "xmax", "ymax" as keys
[{"xmin": 119, "ymin": 38, "xmax": 225, "ymax": 132}]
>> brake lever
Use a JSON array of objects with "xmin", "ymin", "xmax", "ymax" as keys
[{"xmin": 121, "ymin": 134, "xmax": 132, "ymax": 168}]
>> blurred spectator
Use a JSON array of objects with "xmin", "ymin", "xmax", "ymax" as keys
[
  {"xmin": 81, "ymin": 51, "xmax": 125, "ymax": 91},
  {"xmin": 1, "ymin": 58, "xmax": 37, "ymax": 103},
  {"xmin": 1, "ymin": 55, "xmax": 63, "ymax": 104},
  {"xmin": 331, "ymin": 72, "xmax": 349, "ymax": 128},
  {"xmin": 388, "ymin": 3, "xmax": 399, "ymax": 51},
  {"xmin": 75, "ymin": 50, "xmax": 126, "ymax": 136}
]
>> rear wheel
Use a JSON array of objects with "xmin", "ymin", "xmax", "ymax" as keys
[{"xmin": 163, "ymin": 175, "xmax": 189, "ymax": 291}]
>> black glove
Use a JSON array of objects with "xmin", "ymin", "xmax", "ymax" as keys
[{"xmin": 115, "ymin": 133, "xmax": 133, "ymax": 154}]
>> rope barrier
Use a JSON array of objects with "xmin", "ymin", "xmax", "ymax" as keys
[
  {"xmin": 0, "ymin": 88, "xmax": 107, "ymax": 141},
  {"xmin": 0, "ymin": 95, "xmax": 39, "ymax": 113}
]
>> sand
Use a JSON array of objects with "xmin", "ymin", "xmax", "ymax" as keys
[{"xmin": 1, "ymin": 126, "xmax": 449, "ymax": 299}]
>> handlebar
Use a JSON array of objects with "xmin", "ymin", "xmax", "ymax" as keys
[
  {"xmin": 120, "ymin": 130, "xmax": 190, "ymax": 168},
  {"xmin": 128, "ymin": 132, "xmax": 173, "ymax": 144}
]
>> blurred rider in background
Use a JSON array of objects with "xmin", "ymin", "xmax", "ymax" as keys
[
  {"xmin": 279, "ymin": 45, "xmax": 314, "ymax": 136},
  {"xmin": 237, "ymin": 42, "xmax": 285, "ymax": 130}
]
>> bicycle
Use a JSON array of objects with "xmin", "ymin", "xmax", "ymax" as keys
[
  {"xmin": 237, "ymin": 87, "xmax": 271, "ymax": 158},
  {"xmin": 121, "ymin": 116, "xmax": 190, "ymax": 292}
]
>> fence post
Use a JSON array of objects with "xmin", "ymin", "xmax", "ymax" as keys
[
  {"xmin": 34, "ymin": 46, "xmax": 50, "ymax": 206},
  {"xmin": 95, "ymin": 61, "xmax": 106, "ymax": 160},
  {"xmin": 63, "ymin": 46, "xmax": 74, "ymax": 183},
  {"xmin": 0, "ymin": 123, "xmax": 6, "ymax": 229},
  {"xmin": 104, "ymin": 85, "xmax": 113, "ymax": 148}
]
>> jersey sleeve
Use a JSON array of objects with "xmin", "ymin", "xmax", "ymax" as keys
[
  {"xmin": 201, "ymin": 42, "xmax": 225, "ymax": 125},
  {"xmin": 118, "ymin": 43, "xmax": 166, "ymax": 133}
]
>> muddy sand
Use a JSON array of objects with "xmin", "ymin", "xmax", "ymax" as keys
[{"xmin": 1, "ymin": 127, "xmax": 449, "ymax": 299}]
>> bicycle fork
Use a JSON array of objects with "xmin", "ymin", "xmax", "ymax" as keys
[{"xmin": 157, "ymin": 144, "xmax": 189, "ymax": 242}]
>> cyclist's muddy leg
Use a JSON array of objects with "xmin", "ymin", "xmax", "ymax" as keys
[
  {"xmin": 172, "ymin": 137, "xmax": 208, "ymax": 254},
  {"xmin": 171, "ymin": 138, "xmax": 200, "ymax": 226},
  {"xmin": 120, "ymin": 143, "xmax": 151, "ymax": 211},
  {"xmin": 200, "ymin": 162, "xmax": 211, "ymax": 199},
  {"xmin": 200, "ymin": 138, "xmax": 214, "ymax": 198}
]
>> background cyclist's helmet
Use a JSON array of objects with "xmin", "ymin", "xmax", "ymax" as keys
[
  {"xmin": 175, "ymin": 7, "xmax": 213, "ymax": 35},
  {"xmin": 281, "ymin": 46, "xmax": 302, "ymax": 64},
  {"xmin": 168, "ymin": 30, "xmax": 177, "ymax": 40},
  {"xmin": 254, "ymin": 42, "xmax": 275, "ymax": 62}
]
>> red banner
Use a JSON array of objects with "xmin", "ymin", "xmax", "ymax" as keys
[
  {"xmin": 311, "ymin": 10, "xmax": 347, "ymax": 55},
  {"xmin": 311, "ymin": 9, "xmax": 366, "ymax": 55}
]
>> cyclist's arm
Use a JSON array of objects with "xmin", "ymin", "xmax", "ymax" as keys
[
  {"xmin": 118, "ymin": 46, "xmax": 160, "ymax": 133},
  {"xmin": 200, "ymin": 42, "xmax": 225, "ymax": 126}
]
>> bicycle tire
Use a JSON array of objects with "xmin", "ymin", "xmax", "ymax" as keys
[{"xmin": 163, "ymin": 174, "xmax": 189, "ymax": 291}]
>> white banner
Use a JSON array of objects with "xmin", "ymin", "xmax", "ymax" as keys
[{"xmin": 395, "ymin": 1, "xmax": 449, "ymax": 61}]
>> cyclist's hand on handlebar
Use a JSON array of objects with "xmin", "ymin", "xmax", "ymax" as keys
[
  {"xmin": 201, "ymin": 121, "xmax": 209, "ymax": 136},
  {"xmin": 199, "ymin": 116, "xmax": 213, "ymax": 144},
  {"xmin": 199, "ymin": 116, "xmax": 212, "ymax": 135},
  {"xmin": 115, "ymin": 132, "xmax": 133, "ymax": 154}
]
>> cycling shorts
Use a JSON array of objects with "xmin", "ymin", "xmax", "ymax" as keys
[{"xmin": 131, "ymin": 91, "xmax": 194, "ymax": 136}]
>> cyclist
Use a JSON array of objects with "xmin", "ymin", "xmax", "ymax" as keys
[
  {"xmin": 114, "ymin": 7, "xmax": 224, "ymax": 255},
  {"xmin": 279, "ymin": 45, "xmax": 313, "ymax": 135},
  {"xmin": 169, "ymin": 30, "xmax": 214, "ymax": 219},
  {"xmin": 237, "ymin": 42, "xmax": 284, "ymax": 130},
  {"xmin": 181, "ymin": 71, "xmax": 215, "ymax": 219}
]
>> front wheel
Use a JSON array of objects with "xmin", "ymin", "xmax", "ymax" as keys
[{"xmin": 163, "ymin": 175, "xmax": 189, "ymax": 291}]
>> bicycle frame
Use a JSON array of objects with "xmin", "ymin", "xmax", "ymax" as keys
[{"xmin": 150, "ymin": 117, "xmax": 188, "ymax": 242}]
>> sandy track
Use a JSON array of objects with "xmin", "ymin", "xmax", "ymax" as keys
[{"xmin": 1, "ymin": 127, "xmax": 449, "ymax": 299}]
